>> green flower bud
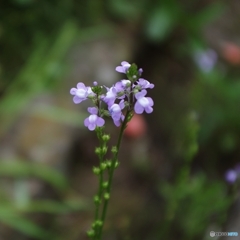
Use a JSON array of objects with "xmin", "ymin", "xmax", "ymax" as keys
[
  {"xmin": 95, "ymin": 220, "xmax": 103, "ymax": 226},
  {"xmin": 87, "ymin": 229, "xmax": 95, "ymax": 237},
  {"xmin": 126, "ymin": 63, "xmax": 138, "ymax": 81},
  {"xmin": 104, "ymin": 192, "xmax": 110, "ymax": 200},
  {"xmin": 114, "ymin": 161, "xmax": 119, "ymax": 168},
  {"xmin": 102, "ymin": 181, "xmax": 108, "ymax": 188},
  {"xmin": 91, "ymin": 86, "xmax": 102, "ymax": 95},
  {"xmin": 102, "ymin": 110, "xmax": 110, "ymax": 117},
  {"xmin": 94, "ymin": 195, "xmax": 100, "ymax": 204},
  {"xmin": 95, "ymin": 147, "xmax": 101, "ymax": 155},
  {"xmin": 111, "ymin": 146, "xmax": 117, "ymax": 154},
  {"xmin": 106, "ymin": 160, "xmax": 112, "ymax": 168},
  {"xmin": 100, "ymin": 162, "xmax": 107, "ymax": 170},
  {"xmin": 102, "ymin": 134, "xmax": 110, "ymax": 142},
  {"xmin": 93, "ymin": 167, "xmax": 100, "ymax": 175},
  {"xmin": 133, "ymin": 88, "xmax": 139, "ymax": 94},
  {"xmin": 102, "ymin": 146, "xmax": 108, "ymax": 155}
]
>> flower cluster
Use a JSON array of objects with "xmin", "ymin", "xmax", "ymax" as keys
[{"xmin": 70, "ymin": 61, "xmax": 154, "ymax": 131}]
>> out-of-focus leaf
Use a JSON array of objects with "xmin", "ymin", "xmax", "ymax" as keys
[
  {"xmin": 17, "ymin": 198, "xmax": 88, "ymax": 213},
  {"xmin": 186, "ymin": 2, "xmax": 225, "ymax": 31},
  {"xmin": 145, "ymin": 7, "xmax": 177, "ymax": 42},
  {"xmin": 11, "ymin": 0, "xmax": 34, "ymax": 5},
  {"xmin": 0, "ymin": 21, "xmax": 78, "ymax": 137},
  {"xmin": 108, "ymin": 0, "xmax": 141, "ymax": 20},
  {"xmin": 0, "ymin": 161, "xmax": 68, "ymax": 191},
  {"xmin": 0, "ymin": 208, "xmax": 53, "ymax": 239},
  {"xmin": 33, "ymin": 104, "xmax": 86, "ymax": 127}
]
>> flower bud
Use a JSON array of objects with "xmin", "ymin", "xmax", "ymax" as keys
[
  {"xmin": 111, "ymin": 146, "xmax": 117, "ymax": 154},
  {"xmin": 100, "ymin": 162, "xmax": 107, "ymax": 170},
  {"xmin": 106, "ymin": 160, "xmax": 112, "ymax": 168},
  {"xmin": 114, "ymin": 161, "xmax": 119, "ymax": 168},
  {"xmin": 93, "ymin": 167, "xmax": 100, "ymax": 175},
  {"xmin": 95, "ymin": 147, "xmax": 101, "ymax": 155},
  {"xmin": 102, "ymin": 134, "xmax": 110, "ymax": 142},
  {"xmin": 95, "ymin": 220, "xmax": 103, "ymax": 226},
  {"xmin": 94, "ymin": 195, "xmax": 101, "ymax": 204},
  {"xmin": 102, "ymin": 181, "xmax": 108, "ymax": 188},
  {"xmin": 87, "ymin": 229, "xmax": 95, "ymax": 237},
  {"xmin": 133, "ymin": 88, "xmax": 139, "ymax": 94},
  {"xmin": 102, "ymin": 146, "xmax": 108, "ymax": 155},
  {"xmin": 104, "ymin": 192, "xmax": 110, "ymax": 200}
]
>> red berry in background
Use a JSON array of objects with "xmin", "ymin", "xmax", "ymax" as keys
[
  {"xmin": 221, "ymin": 42, "xmax": 240, "ymax": 65},
  {"xmin": 124, "ymin": 114, "xmax": 147, "ymax": 139}
]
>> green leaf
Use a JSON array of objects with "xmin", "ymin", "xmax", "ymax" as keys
[
  {"xmin": 0, "ymin": 208, "xmax": 53, "ymax": 239},
  {"xmin": 145, "ymin": 7, "xmax": 177, "ymax": 42},
  {"xmin": 16, "ymin": 198, "xmax": 88, "ymax": 214},
  {"xmin": 0, "ymin": 161, "xmax": 68, "ymax": 191}
]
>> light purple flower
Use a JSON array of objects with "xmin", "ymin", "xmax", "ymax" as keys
[
  {"xmin": 134, "ymin": 90, "xmax": 154, "ymax": 114},
  {"xmin": 194, "ymin": 49, "xmax": 218, "ymax": 73},
  {"xmin": 84, "ymin": 107, "xmax": 105, "ymax": 131},
  {"xmin": 137, "ymin": 78, "xmax": 154, "ymax": 89},
  {"xmin": 70, "ymin": 83, "xmax": 93, "ymax": 104},
  {"xmin": 109, "ymin": 100, "xmax": 125, "ymax": 126},
  {"xmin": 225, "ymin": 169, "xmax": 237, "ymax": 184},
  {"xmin": 103, "ymin": 86, "xmax": 118, "ymax": 106},
  {"xmin": 121, "ymin": 80, "xmax": 131, "ymax": 88},
  {"xmin": 114, "ymin": 81, "xmax": 124, "ymax": 92},
  {"xmin": 115, "ymin": 61, "xmax": 131, "ymax": 74}
]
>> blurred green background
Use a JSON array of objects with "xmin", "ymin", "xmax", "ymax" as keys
[{"xmin": 0, "ymin": 0, "xmax": 240, "ymax": 239}]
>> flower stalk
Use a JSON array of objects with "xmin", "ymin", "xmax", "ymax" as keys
[{"xmin": 70, "ymin": 61, "xmax": 154, "ymax": 239}]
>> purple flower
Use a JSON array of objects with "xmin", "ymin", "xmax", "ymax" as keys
[
  {"xmin": 225, "ymin": 169, "xmax": 237, "ymax": 184},
  {"xmin": 103, "ymin": 86, "xmax": 118, "ymax": 106},
  {"xmin": 136, "ymin": 78, "xmax": 154, "ymax": 89},
  {"xmin": 84, "ymin": 107, "xmax": 105, "ymax": 131},
  {"xmin": 121, "ymin": 80, "xmax": 131, "ymax": 88},
  {"xmin": 134, "ymin": 90, "xmax": 154, "ymax": 114},
  {"xmin": 70, "ymin": 83, "xmax": 93, "ymax": 104},
  {"xmin": 114, "ymin": 81, "xmax": 124, "ymax": 92},
  {"xmin": 109, "ymin": 100, "xmax": 125, "ymax": 126},
  {"xmin": 194, "ymin": 49, "xmax": 218, "ymax": 73},
  {"xmin": 115, "ymin": 61, "xmax": 131, "ymax": 74}
]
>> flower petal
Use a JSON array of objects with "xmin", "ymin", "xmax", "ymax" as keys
[
  {"xmin": 134, "ymin": 102, "xmax": 144, "ymax": 114},
  {"xmin": 115, "ymin": 66, "xmax": 125, "ymax": 73},
  {"xmin": 70, "ymin": 88, "xmax": 77, "ymax": 95},
  {"xmin": 77, "ymin": 82, "xmax": 86, "ymax": 89},
  {"xmin": 88, "ymin": 123, "xmax": 96, "ymax": 131},
  {"xmin": 96, "ymin": 117, "xmax": 105, "ymax": 127},
  {"xmin": 145, "ymin": 106, "xmax": 153, "ymax": 113},
  {"xmin": 88, "ymin": 107, "xmax": 98, "ymax": 115},
  {"xmin": 73, "ymin": 96, "xmax": 82, "ymax": 104}
]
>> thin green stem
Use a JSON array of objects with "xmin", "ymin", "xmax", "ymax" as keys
[
  {"xmin": 94, "ymin": 129, "xmax": 105, "ymax": 237},
  {"xmin": 97, "ymin": 109, "xmax": 132, "ymax": 239}
]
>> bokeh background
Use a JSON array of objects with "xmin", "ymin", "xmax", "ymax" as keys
[{"xmin": 1, "ymin": 0, "xmax": 240, "ymax": 239}]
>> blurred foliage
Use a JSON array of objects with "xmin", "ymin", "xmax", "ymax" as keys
[
  {"xmin": 158, "ymin": 114, "xmax": 232, "ymax": 239},
  {"xmin": 159, "ymin": 173, "xmax": 232, "ymax": 240},
  {"xmin": 0, "ymin": 0, "xmax": 239, "ymax": 239},
  {"xmin": 0, "ymin": 160, "xmax": 86, "ymax": 239}
]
